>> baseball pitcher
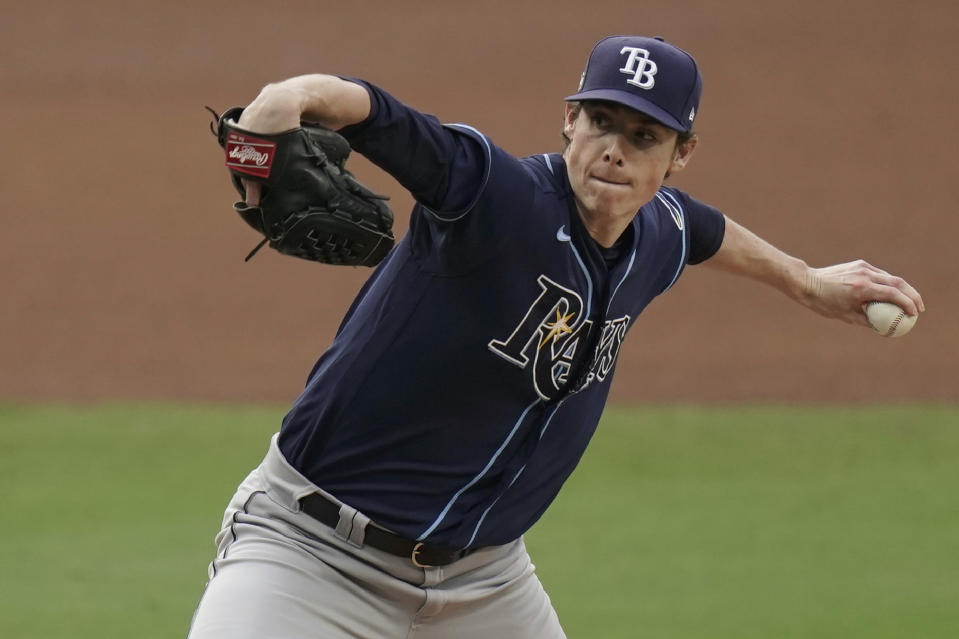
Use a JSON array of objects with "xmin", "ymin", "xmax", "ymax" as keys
[{"xmin": 189, "ymin": 36, "xmax": 924, "ymax": 638}]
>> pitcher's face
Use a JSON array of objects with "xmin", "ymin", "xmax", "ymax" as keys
[{"xmin": 564, "ymin": 101, "xmax": 696, "ymax": 222}]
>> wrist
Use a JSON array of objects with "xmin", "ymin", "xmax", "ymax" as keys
[
  {"xmin": 794, "ymin": 260, "xmax": 819, "ymax": 306},
  {"xmin": 284, "ymin": 75, "xmax": 371, "ymax": 130}
]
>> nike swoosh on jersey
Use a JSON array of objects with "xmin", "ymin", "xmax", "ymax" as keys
[{"xmin": 556, "ymin": 225, "xmax": 571, "ymax": 242}]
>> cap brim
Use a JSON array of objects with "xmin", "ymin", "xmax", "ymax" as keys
[{"xmin": 564, "ymin": 88, "xmax": 688, "ymax": 132}]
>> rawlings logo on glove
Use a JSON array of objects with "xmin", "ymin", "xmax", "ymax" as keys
[
  {"xmin": 207, "ymin": 106, "xmax": 395, "ymax": 266},
  {"xmin": 226, "ymin": 134, "xmax": 275, "ymax": 176}
]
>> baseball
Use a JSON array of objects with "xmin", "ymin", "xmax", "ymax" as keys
[{"xmin": 865, "ymin": 302, "xmax": 917, "ymax": 337}]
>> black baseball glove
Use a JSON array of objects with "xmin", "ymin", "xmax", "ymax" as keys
[{"xmin": 207, "ymin": 106, "xmax": 394, "ymax": 266}]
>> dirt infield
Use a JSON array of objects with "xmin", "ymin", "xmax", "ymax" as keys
[{"xmin": 2, "ymin": 0, "xmax": 956, "ymax": 404}]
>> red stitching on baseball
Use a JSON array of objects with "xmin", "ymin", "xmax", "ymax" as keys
[{"xmin": 886, "ymin": 311, "xmax": 904, "ymax": 337}]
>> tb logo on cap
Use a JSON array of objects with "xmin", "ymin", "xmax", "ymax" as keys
[{"xmin": 619, "ymin": 47, "xmax": 657, "ymax": 89}]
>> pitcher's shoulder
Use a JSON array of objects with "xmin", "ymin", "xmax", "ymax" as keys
[{"xmin": 519, "ymin": 153, "xmax": 568, "ymax": 195}]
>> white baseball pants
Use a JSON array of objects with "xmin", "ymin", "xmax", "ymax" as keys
[{"xmin": 186, "ymin": 434, "xmax": 567, "ymax": 639}]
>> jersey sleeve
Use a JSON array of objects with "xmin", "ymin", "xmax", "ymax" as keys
[
  {"xmin": 337, "ymin": 79, "xmax": 488, "ymax": 216},
  {"xmin": 675, "ymin": 191, "xmax": 726, "ymax": 264}
]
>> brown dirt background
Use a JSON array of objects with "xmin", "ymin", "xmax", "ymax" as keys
[{"xmin": 2, "ymin": 0, "xmax": 956, "ymax": 405}]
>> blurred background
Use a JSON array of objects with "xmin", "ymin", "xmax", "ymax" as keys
[{"xmin": 1, "ymin": 0, "xmax": 956, "ymax": 405}]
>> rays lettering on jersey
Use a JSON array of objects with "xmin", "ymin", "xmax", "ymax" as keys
[{"xmin": 488, "ymin": 275, "xmax": 630, "ymax": 401}]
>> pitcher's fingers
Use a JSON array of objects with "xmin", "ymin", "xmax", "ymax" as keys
[
  {"xmin": 896, "ymin": 279, "xmax": 925, "ymax": 313},
  {"xmin": 243, "ymin": 179, "xmax": 262, "ymax": 207},
  {"xmin": 874, "ymin": 272, "xmax": 924, "ymax": 314},
  {"xmin": 867, "ymin": 278, "xmax": 922, "ymax": 316}
]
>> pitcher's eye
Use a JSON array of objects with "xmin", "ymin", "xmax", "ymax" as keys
[{"xmin": 635, "ymin": 129, "xmax": 657, "ymax": 143}]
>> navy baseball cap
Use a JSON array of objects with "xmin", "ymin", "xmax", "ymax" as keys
[{"xmin": 565, "ymin": 35, "xmax": 702, "ymax": 132}]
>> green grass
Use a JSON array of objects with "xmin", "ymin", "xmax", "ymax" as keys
[
  {"xmin": 529, "ymin": 405, "xmax": 959, "ymax": 639},
  {"xmin": 0, "ymin": 403, "xmax": 280, "ymax": 639},
  {"xmin": 1, "ymin": 403, "xmax": 957, "ymax": 638}
]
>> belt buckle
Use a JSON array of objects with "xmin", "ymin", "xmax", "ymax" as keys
[{"xmin": 411, "ymin": 542, "xmax": 434, "ymax": 568}]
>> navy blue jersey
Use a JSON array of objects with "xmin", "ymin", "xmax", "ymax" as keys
[{"xmin": 278, "ymin": 81, "xmax": 725, "ymax": 550}]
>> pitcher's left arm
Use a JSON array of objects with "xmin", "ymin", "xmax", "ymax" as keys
[{"xmin": 701, "ymin": 215, "xmax": 924, "ymax": 327}]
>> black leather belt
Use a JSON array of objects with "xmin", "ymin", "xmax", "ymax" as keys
[{"xmin": 299, "ymin": 492, "xmax": 470, "ymax": 567}]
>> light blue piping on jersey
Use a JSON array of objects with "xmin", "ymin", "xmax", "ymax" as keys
[
  {"xmin": 655, "ymin": 190, "xmax": 687, "ymax": 292},
  {"xmin": 538, "ymin": 400, "xmax": 564, "ymax": 440},
  {"xmin": 420, "ymin": 123, "xmax": 494, "ymax": 223},
  {"xmin": 542, "ymin": 154, "xmax": 554, "ymax": 175},
  {"xmin": 423, "ymin": 199, "xmax": 594, "ymax": 544},
  {"xmin": 463, "ymin": 214, "xmax": 638, "ymax": 546},
  {"xmin": 464, "ymin": 465, "xmax": 526, "ymax": 548},
  {"xmin": 417, "ymin": 397, "xmax": 542, "ymax": 541},
  {"xmin": 567, "ymin": 240, "xmax": 594, "ymax": 315},
  {"xmin": 607, "ymin": 248, "xmax": 637, "ymax": 314},
  {"xmin": 463, "ymin": 401, "xmax": 565, "ymax": 547}
]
